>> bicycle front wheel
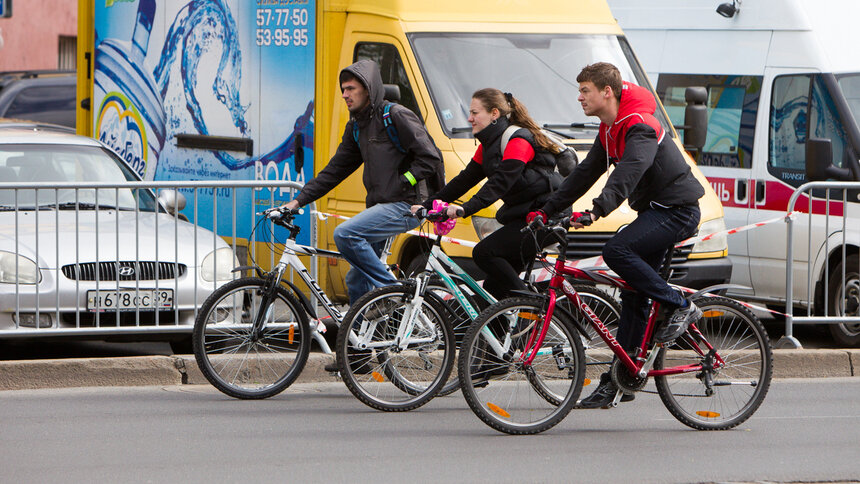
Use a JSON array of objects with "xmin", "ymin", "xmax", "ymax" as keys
[
  {"xmin": 458, "ymin": 297, "xmax": 585, "ymax": 435},
  {"xmin": 551, "ymin": 283, "xmax": 621, "ymax": 387},
  {"xmin": 192, "ymin": 277, "xmax": 310, "ymax": 399},
  {"xmin": 654, "ymin": 296, "xmax": 773, "ymax": 430},
  {"xmin": 336, "ymin": 284, "xmax": 455, "ymax": 412}
]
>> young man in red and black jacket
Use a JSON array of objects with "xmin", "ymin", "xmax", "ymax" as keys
[{"xmin": 529, "ymin": 62, "xmax": 705, "ymax": 409}]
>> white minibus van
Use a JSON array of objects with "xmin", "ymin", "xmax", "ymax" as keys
[{"xmin": 609, "ymin": 0, "xmax": 860, "ymax": 345}]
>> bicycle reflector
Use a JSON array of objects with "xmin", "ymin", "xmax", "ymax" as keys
[
  {"xmin": 517, "ymin": 312, "xmax": 539, "ymax": 320},
  {"xmin": 703, "ymin": 310, "xmax": 724, "ymax": 318},
  {"xmin": 696, "ymin": 411, "xmax": 721, "ymax": 418},
  {"xmin": 371, "ymin": 372, "xmax": 385, "ymax": 383},
  {"xmin": 487, "ymin": 402, "xmax": 511, "ymax": 418}
]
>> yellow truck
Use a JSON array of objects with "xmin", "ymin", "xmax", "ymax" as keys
[{"xmin": 75, "ymin": 0, "xmax": 730, "ymax": 302}]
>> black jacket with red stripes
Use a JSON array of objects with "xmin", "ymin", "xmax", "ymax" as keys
[
  {"xmin": 542, "ymin": 82, "xmax": 704, "ymax": 219},
  {"xmin": 424, "ymin": 117, "xmax": 556, "ymax": 224}
]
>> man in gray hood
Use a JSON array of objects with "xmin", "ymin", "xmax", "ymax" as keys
[{"xmin": 282, "ymin": 59, "xmax": 443, "ymax": 303}]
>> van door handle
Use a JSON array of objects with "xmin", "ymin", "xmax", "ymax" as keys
[
  {"xmin": 736, "ymin": 179, "xmax": 747, "ymax": 201},
  {"xmin": 755, "ymin": 180, "xmax": 765, "ymax": 204}
]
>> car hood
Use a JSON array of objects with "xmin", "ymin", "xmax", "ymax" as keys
[{"xmin": 0, "ymin": 210, "xmax": 230, "ymax": 268}]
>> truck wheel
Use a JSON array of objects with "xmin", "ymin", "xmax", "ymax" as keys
[
  {"xmin": 826, "ymin": 254, "xmax": 860, "ymax": 347},
  {"xmin": 405, "ymin": 252, "xmax": 430, "ymax": 277}
]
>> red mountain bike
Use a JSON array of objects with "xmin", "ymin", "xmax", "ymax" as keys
[{"xmin": 458, "ymin": 217, "xmax": 773, "ymax": 435}]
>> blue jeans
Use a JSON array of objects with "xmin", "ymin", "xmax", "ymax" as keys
[
  {"xmin": 333, "ymin": 201, "xmax": 418, "ymax": 304},
  {"xmin": 601, "ymin": 205, "xmax": 701, "ymax": 352}
]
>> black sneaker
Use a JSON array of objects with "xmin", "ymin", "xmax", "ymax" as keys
[
  {"xmin": 576, "ymin": 374, "xmax": 634, "ymax": 409},
  {"xmin": 469, "ymin": 352, "xmax": 510, "ymax": 388},
  {"xmin": 654, "ymin": 300, "xmax": 703, "ymax": 343}
]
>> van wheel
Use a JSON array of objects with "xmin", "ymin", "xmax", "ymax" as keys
[
  {"xmin": 169, "ymin": 336, "xmax": 194, "ymax": 355},
  {"xmin": 826, "ymin": 254, "xmax": 860, "ymax": 347}
]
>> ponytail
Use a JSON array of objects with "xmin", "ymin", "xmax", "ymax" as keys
[{"xmin": 472, "ymin": 88, "xmax": 558, "ymax": 153}]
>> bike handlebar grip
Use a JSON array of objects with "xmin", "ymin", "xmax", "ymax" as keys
[{"xmin": 455, "ymin": 207, "xmax": 465, "ymax": 218}]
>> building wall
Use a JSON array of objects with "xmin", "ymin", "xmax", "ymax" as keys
[{"xmin": 0, "ymin": 0, "xmax": 78, "ymax": 71}]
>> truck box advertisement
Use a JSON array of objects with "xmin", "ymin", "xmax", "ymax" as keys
[{"xmin": 92, "ymin": 0, "xmax": 315, "ymax": 243}]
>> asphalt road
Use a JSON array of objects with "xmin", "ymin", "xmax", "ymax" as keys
[
  {"xmin": 1, "ymin": 378, "xmax": 858, "ymax": 483},
  {"xmin": 0, "ymin": 317, "xmax": 842, "ymax": 361}
]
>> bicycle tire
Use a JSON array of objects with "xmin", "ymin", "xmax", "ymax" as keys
[
  {"xmin": 550, "ymin": 283, "xmax": 621, "ymax": 393},
  {"xmin": 654, "ymin": 296, "xmax": 773, "ymax": 430},
  {"xmin": 336, "ymin": 284, "xmax": 455, "ymax": 412},
  {"xmin": 458, "ymin": 296, "xmax": 585, "ymax": 435},
  {"xmin": 192, "ymin": 277, "xmax": 311, "ymax": 399},
  {"xmin": 427, "ymin": 279, "xmax": 484, "ymax": 397}
]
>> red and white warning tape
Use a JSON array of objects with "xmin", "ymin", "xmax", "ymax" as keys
[{"xmin": 311, "ymin": 209, "xmax": 793, "ymax": 317}]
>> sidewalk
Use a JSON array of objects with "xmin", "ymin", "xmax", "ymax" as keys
[{"xmin": 1, "ymin": 349, "xmax": 858, "ymax": 391}]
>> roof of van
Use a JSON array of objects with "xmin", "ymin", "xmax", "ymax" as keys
[
  {"xmin": 344, "ymin": 0, "xmax": 617, "ymax": 25},
  {"xmin": 608, "ymin": 0, "xmax": 814, "ymax": 31},
  {"xmin": 608, "ymin": 0, "xmax": 860, "ymax": 74}
]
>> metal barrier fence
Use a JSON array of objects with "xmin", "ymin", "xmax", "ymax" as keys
[
  {"xmin": 0, "ymin": 180, "xmax": 312, "ymax": 340},
  {"xmin": 783, "ymin": 181, "xmax": 860, "ymax": 348}
]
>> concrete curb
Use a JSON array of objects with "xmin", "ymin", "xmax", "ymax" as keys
[{"xmin": 0, "ymin": 350, "xmax": 858, "ymax": 391}]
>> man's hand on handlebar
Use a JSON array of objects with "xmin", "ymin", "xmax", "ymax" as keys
[
  {"xmin": 570, "ymin": 210, "xmax": 594, "ymax": 229},
  {"xmin": 264, "ymin": 199, "xmax": 302, "ymax": 219},
  {"xmin": 526, "ymin": 210, "xmax": 547, "ymax": 225}
]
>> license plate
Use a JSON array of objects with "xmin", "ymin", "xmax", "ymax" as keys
[{"xmin": 86, "ymin": 289, "xmax": 174, "ymax": 312}]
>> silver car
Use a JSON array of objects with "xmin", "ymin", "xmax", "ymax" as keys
[{"xmin": 0, "ymin": 124, "xmax": 236, "ymax": 349}]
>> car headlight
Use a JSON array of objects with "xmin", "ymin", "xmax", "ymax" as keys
[
  {"xmin": 201, "ymin": 247, "xmax": 238, "ymax": 282},
  {"xmin": 0, "ymin": 251, "xmax": 41, "ymax": 284},
  {"xmin": 691, "ymin": 217, "xmax": 727, "ymax": 253},
  {"xmin": 471, "ymin": 216, "xmax": 503, "ymax": 240}
]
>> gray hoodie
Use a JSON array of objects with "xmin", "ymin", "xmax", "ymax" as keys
[{"xmin": 295, "ymin": 59, "xmax": 443, "ymax": 208}]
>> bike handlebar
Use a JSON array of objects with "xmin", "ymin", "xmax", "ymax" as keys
[{"xmin": 408, "ymin": 207, "xmax": 455, "ymax": 223}]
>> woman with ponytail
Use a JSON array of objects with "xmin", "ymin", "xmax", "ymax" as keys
[{"xmin": 412, "ymin": 88, "xmax": 565, "ymax": 299}]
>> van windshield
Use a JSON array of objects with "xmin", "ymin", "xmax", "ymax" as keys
[
  {"xmin": 836, "ymin": 74, "xmax": 860, "ymax": 130},
  {"xmin": 409, "ymin": 33, "xmax": 670, "ymax": 139}
]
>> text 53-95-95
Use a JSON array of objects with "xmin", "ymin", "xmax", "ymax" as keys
[{"xmin": 255, "ymin": 7, "xmax": 309, "ymax": 47}]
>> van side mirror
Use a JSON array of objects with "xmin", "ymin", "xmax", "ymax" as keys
[
  {"xmin": 682, "ymin": 87, "xmax": 708, "ymax": 152},
  {"xmin": 383, "ymin": 84, "xmax": 401, "ymax": 103},
  {"xmin": 806, "ymin": 138, "xmax": 852, "ymax": 181}
]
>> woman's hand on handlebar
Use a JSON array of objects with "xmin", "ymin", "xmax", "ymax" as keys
[{"xmin": 446, "ymin": 204, "xmax": 465, "ymax": 219}]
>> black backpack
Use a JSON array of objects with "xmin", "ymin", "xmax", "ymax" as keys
[
  {"xmin": 352, "ymin": 102, "xmax": 446, "ymax": 192},
  {"xmin": 501, "ymin": 125, "xmax": 578, "ymax": 177}
]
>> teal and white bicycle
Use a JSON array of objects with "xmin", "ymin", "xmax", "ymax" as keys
[{"xmin": 338, "ymin": 207, "xmax": 621, "ymax": 399}]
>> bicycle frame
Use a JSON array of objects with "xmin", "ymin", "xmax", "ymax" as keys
[
  {"xmin": 265, "ymin": 231, "xmax": 394, "ymax": 353},
  {"xmin": 530, "ymin": 258, "xmax": 726, "ymax": 378}
]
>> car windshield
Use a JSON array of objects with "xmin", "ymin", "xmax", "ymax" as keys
[
  {"xmin": 0, "ymin": 143, "xmax": 158, "ymax": 211},
  {"xmin": 409, "ymin": 33, "xmax": 671, "ymax": 139}
]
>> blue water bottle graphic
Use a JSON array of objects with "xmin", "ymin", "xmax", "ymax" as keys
[{"xmin": 94, "ymin": 0, "xmax": 165, "ymax": 180}]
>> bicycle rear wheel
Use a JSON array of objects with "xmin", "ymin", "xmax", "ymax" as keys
[
  {"xmin": 458, "ymin": 297, "xmax": 585, "ymax": 435},
  {"xmin": 654, "ymin": 296, "xmax": 773, "ymax": 430},
  {"xmin": 193, "ymin": 277, "xmax": 310, "ymax": 399},
  {"xmin": 427, "ymin": 279, "xmax": 484, "ymax": 397},
  {"xmin": 336, "ymin": 284, "xmax": 455, "ymax": 412}
]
